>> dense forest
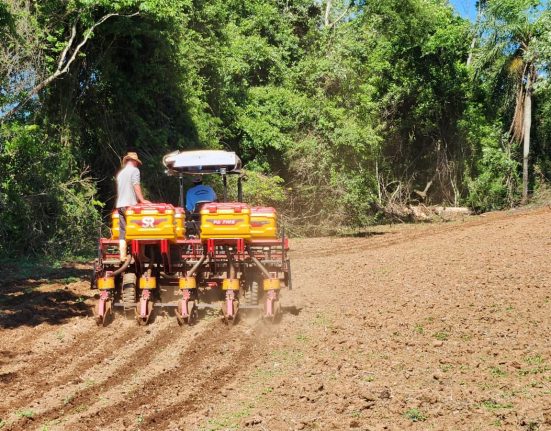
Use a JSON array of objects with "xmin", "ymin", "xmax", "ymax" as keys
[{"xmin": 1, "ymin": 0, "xmax": 551, "ymax": 257}]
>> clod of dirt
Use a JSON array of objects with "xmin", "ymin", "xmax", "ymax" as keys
[
  {"xmin": 379, "ymin": 389, "xmax": 391, "ymax": 399},
  {"xmin": 244, "ymin": 417, "xmax": 263, "ymax": 426},
  {"xmin": 350, "ymin": 419, "xmax": 361, "ymax": 428}
]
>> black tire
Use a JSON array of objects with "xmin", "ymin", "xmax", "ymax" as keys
[
  {"xmin": 122, "ymin": 284, "xmax": 136, "ymax": 307},
  {"xmin": 90, "ymin": 267, "xmax": 97, "ymax": 290},
  {"xmin": 122, "ymin": 273, "xmax": 137, "ymax": 308},
  {"xmin": 286, "ymin": 259, "xmax": 292, "ymax": 290},
  {"xmin": 244, "ymin": 280, "xmax": 259, "ymax": 306}
]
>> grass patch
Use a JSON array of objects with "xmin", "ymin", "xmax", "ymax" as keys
[
  {"xmin": 404, "ymin": 408, "xmax": 427, "ymax": 422},
  {"xmin": 490, "ymin": 366, "xmax": 507, "ymax": 377},
  {"xmin": 433, "ymin": 331, "xmax": 449, "ymax": 341},
  {"xmin": 440, "ymin": 364, "xmax": 453, "ymax": 373},
  {"xmin": 519, "ymin": 354, "xmax": 550, "ymax": 376},
  {"xmin": 0, "ymin": 257, "xmax": 91, "ymax": 285},
  {"xmin": 312, "ymin": 312, "xmax": 333, "ymax": 328},
  {"xmin": 16, "ymin": 410, "xmax": 34, "ymax": 419},
  {"xmin": 526, "ymin": 354, "xmax": 545, "ymax": 366},
  {"xmin": 84, "ymin": 379, "xmax": 96, "ymax": 387},
  {"xmin": 251, "ymin": 368, "xmax": 278, "ymax": 379},
  {"xmin": 296, "ymin": 333, "xmax": 309, "ymax": 342},
  {"xmin": 481, "ymin": 400, "xmax": 513, "ymax": 410},
  {"xmin": 203, "ymin": 406, "xmax": 252, "ymax": 430},
  {"xmin": 72, "ymin": 404, "xmax": 88, "ymax": 413},
  {"xmin": 61, "ymin": 277, "xmax": 81, "ymax": 284},
  {"xmin": 414, "ymin": 324, "xmax": 424, "ymax": 335},
  {"xmin": 460, "ymin": 333, "xmax": 473, "ymax": 341}
]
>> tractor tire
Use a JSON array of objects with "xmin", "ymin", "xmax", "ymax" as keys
[
  {"xmin": 122, "ymin": 272, "xmax": 137, "ymax": 287},
  {"xmin": 122, "ymin": 273, "xmax": 137, "ymax": 308},
  {"xmin": 90, "ymin": 267, "xmax": 97, "ymax": 290},
  {"xmin": 122, "ymin": 284, "xmax": 136, "ymax": 307},
  {"xmin": 245, "ymin": 280, "xmax": 259, "ymax": 306}
]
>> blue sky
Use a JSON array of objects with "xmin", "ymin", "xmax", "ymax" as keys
[{"xmin": 449, "ymin": 0, "xmax": 477, "ymax": 20}]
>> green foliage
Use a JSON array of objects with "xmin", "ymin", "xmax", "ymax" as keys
[
  {"xmin": 241, "ymin": 170, "xmax": 285, "ymax": 207},
  {"xmin": 404, "ymin": 408, "xmax": 427, "ymax": 422},
  {"xmin": 0, "ymin": 123, "xmax": 100, "ymax": 256},
  {"xmin": 466, "ymin": 142, "xmax": 520, "ymax": 212},
  {"xmin": 1, "ymin": 0, "xmax": 551, "ymax": 256}
]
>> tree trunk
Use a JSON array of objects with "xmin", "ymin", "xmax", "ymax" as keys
[
  {"xmin": 324, "ymin": 0, "xmax": 332, "ymax": 27},
  {"xmin": 521, "ymin": 71, "xmax": 532, "ymax": 204},
  {"xmin": 466, "ymin": 37, "xmax": 476, "ymax": 67},
  {"xmin": 467, "ymin": 1, "xmax": 484, "ymax": 66}
]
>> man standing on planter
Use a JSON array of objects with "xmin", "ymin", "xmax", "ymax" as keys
[{"xmin": 116, "ymin": 152, "xmax": 150, "ymax": 261}]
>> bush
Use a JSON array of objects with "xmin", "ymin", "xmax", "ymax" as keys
[
  {"xmin": 0, "ymin": 123, "xmax": 100, "ymax": 257},
  {"xmin": 466, "ymin": 143, "xmax": 519, "ymax": 212}
]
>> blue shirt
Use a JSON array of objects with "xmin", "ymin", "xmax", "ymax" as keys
[{"xmin": 186, "ymin": 185, "xmax": 217, "ymax": 212}]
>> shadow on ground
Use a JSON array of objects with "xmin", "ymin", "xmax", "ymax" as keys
[
  {"xmin": 338, "ymin": 231, "xmax": 388, "ymax": 238},
  {"xmin": 0, "ymin": 268, "xmax": 91, "ymax": 329}
]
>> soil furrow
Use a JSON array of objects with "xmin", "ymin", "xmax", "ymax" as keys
[
  {"xmin": 72, "ymin": 321, "xmax": 260, "ymax": 430},
  {"xmin": 0, "ymin": 321, "xmax": 142, "ymax": 417},
  {"xmin": 7, "ymin": 319, "xmax": 184, "ymax": 430},
  {"xmin": 145, "ymin": 328, "xmax": 259, "ymax": 431}
]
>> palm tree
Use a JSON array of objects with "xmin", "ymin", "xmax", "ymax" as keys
[
  {"xmin": 467, "ymin": 0, "xmax": 488, "ymax": 67},
  {"xmin": 474, "ymin": 0, "xmax": 547, "ymax": 203}
]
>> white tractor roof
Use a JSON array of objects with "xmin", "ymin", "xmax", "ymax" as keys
[{"xmin": 163, "ymin": 150, "xmax": 242, "ymax": 175}]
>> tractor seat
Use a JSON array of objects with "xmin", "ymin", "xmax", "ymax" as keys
[
  {"xmin": 186, "ymin": 186, "xmax": 216, "ymax": 213},
  {"xmin": 185, "ymin": 200, "xmax": 213, "ymax": 237}
]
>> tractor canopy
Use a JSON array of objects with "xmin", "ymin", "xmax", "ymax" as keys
[{"xmin": 163, "ymin": 150, "xmax": 242, "ymax": 176}]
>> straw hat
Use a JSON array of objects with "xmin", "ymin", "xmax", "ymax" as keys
[{"xmin": 122, "ymin": 152, "xmax": 142, "ymax": 166}]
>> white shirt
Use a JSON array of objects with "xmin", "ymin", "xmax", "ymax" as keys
[{"xmin": 116, "ymin": 165, "xmax": 140, "ymax": 208}]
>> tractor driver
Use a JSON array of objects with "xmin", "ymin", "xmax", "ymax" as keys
[
  {"xmin": 186, "ymin": 177, "xmax": 216, "ymax": 213},
  {"xmin": 116, "ymin": 152, "xmax": 150, "ymax": 261}
]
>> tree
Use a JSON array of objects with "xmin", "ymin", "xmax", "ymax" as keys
[
  {"xmin": 475, "ymin": 0, "xmax": 549, "ymax": 203},
  {"xmin": 467, "ymin": 1, "xmax": 488, "ymax": 66}
]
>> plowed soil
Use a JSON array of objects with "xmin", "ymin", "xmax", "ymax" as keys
[{"xmin": 1, "ymin": 208, "xmax": 550, "ymax": 431}]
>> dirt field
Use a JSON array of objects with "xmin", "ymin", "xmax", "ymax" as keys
[{"xmin": 1, "ymin": 208, "xmax": 550, "ymax": 431}]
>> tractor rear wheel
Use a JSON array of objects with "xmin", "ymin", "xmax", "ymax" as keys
[
  {"xmin": 122, "ymin": 273, "xmax": 137, "ymax": 309},
  {"xmin": 122, "ymin": 284, "xmax": 136, "ymax": 307},
  {"xmin": 245, "ymin": 280, "xmax": 259, "ymax": 306},
  {"xmin": 90, "ymin": 268, "xmax": 96, "ymax": 290}
]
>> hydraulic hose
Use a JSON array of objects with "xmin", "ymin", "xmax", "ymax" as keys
[
  {"xmin": 187, "ymin": 254, "xmax": 207, "ymax": 277},
  {"xmin": 248, "ymin": 250, "xmax": 271, "ymax": 279},
  {"xmin": 112, "ymin": 255, "xmax": 132, "ymax": 276}
]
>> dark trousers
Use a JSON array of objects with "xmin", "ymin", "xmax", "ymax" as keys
[{"xmin": 118, "ymin": 207, "xmax": 127, "ymax": 240}]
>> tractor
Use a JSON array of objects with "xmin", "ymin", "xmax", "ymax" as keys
[{"xmin": 91, "ymin": 150, "xmax": 291, "ymax": 326}]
